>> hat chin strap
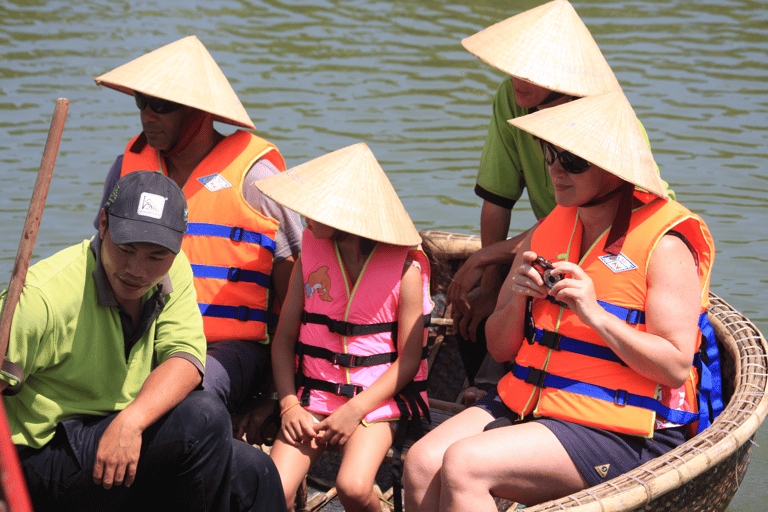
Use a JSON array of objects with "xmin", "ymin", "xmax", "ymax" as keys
[
  {"xmin": 578, "ymin": 182, "xmax": 635, "ymax": 256},
  {"xmin": 578, "ymin": 181, "xmax": 628, "ymax": 208}
]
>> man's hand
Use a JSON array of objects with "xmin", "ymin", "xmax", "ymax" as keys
[
  {"xmin": 92, "ymin": 411, "xmax": 143, "ymax": 489},
  {"xmin": 446, "ymin": 251, "xmax": 487, "ymax": 315}
]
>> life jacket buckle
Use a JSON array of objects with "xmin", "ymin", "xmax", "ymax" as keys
[
  {"xmin": 227, "ymin": 267, "xmax": 242, "ymax": 282},
  {"xmin": 539, "ymin": 331, "xmax": 561, "ymax": 350},
  {"xmin": 236, "ymin": 305, "xmax": 251, "ymax": 321},
  {"xmin": 525, "ymin": 367, "xmax": 547, "ymax": 388},
  {"xmin": 614, "ymin": 389, "xmax": 629, "ymax": 406},
  {"xmin": 328, "ymin": 319, "xmax": 354, "ymax": 336},
  {"xmin": 332, "ymin": 352, "xmax": 356, "ymax": 368},
  {"xmin": 230, "ymin": 226, "xmax": 245, "ymax": 242},
  {"xmin": 625, "ymin": 308, "xmax": 642, "ymax": 325},
  {"xmin": 334, "ymin": 383, "xmax": 362, "ymax": 398}
]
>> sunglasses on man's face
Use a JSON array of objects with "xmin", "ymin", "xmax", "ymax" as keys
[
  {"xmin": 134, "ymin": 91, "xmax": 183, "ymax": 115},
  {"xmin": 542, "ymin": 141, "xmax": 591, "ymax": 174}
]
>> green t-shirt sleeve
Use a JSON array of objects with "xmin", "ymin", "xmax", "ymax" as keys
[
  {"xmin": 153, "ymin": 250, "xmax": 207, "ymax": 370},
  {"xmin": 476, "ymin": 78, "xmax": 557, "ymax": 220},
  {"xmin": 476, "ymin": 77, "xmax": 526, "ymax": 208},
  {"xmin": 0, "ymin": 286, "xmax": 55, "ymax": 389}
]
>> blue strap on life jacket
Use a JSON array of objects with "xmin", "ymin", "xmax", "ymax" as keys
[
  {"xmin": 693, "ymin": 311, "xmax": 724, "ymax": 433},
  {"xmin": 528, "ymin": 328, "xmax": 627, "ymax": 366},
  {"xmin": 596, "ymin": 299, "xmax": 645, "ymax": 325},
  {"xmin": 198, "ymin": 303, "xmax": 278, "ymax": 326},
  {"xmin": 527, "ymin": 300, "xmax": 724, "ymax": 429},
  {"xmin": 190, "ymin": 264, "xmax": 271, "ymax": 288},
  {"xmin": 185, "ymin": 222, "xmax": 276, "ymax": 253},
  {"xmin": 512, "ymin": 364, "xmax": 699, "ymax": 425}
]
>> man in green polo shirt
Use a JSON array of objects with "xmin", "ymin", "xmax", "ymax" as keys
[
  {"xmin": 1, "ymin": 171, "xmax": 285, "ymax": 512},
  {"xmin": 449, "ymin": 0, "xmax": 675, "ymax": 391}
]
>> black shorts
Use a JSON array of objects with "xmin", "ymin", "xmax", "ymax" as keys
[{"xmin": 473, "ymin": 389, "xmax": 686, "ymax": 487}]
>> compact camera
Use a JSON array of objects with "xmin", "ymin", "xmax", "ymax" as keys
[{"xmin": 531, "ymin": 256, "xmax": 562, "ymax": 289}]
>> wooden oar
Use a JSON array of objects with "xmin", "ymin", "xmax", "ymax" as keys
[
  {"xmin": 0, "ymin": 98, "xmax": 68, "ymax": 364},
  {"xmin": 0, "ymin": 98, "xmax": 68, "ymax": 512}
]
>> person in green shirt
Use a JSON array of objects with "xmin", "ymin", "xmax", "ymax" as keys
[
  {"xmin": 448, "ymin": 0, "xmax": 675, "ymax": 391},
  {"xmin": 1, "ymin": 171, "xmax": 285, "ymax": 512}
]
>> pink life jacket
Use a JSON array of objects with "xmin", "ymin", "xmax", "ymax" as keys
[{"xmin": 297, "ymin": 229, "xmax": 432, "ymax": 424}]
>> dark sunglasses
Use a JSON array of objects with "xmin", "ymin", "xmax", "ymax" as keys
[
  {"xmin": 542, "ymin": 141, "xmax": 591, "ymax": 174},
  {"xmin": 134, "ymin": 91, "xmax": 183, "ymax": 115}
]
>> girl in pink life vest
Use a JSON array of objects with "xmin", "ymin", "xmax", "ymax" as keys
[{"xmin": 255, "ymin": 143, "xmax": 431, "ymax": 512}]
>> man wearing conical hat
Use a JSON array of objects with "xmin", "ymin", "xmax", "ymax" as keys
[
  {"xmin": 93, "ymin": 36, "xmax": 299, "ymax": 511},
  {"xmin": 447, "ymin": 0, "xmax": 675, "ymax": 394},
  {"xmin": 405, "ymin": 91, "xmax": 718, "ymax": 511}
]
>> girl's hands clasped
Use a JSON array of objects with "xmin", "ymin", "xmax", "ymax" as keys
[
  {"xmin": 280, "ymin": 401, "xmax": 320, "ymax": 447},
  {"xmin": 313, "ymin": 401, "xmax": 365, "ymax": 446}
]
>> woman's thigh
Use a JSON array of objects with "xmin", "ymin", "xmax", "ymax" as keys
[{"xmin": 441, "ymin": 421, "xmax": 588, "ymax": 505}]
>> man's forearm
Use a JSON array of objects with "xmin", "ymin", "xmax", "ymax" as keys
[{"xmin": 120, "ymin": 356, "xmax": 201, "ymax": 431}]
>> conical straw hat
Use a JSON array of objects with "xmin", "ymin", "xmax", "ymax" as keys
[
  {"xmin": 508, "ymin": 91, "xmax": 668, "ymax": 198},
  {"xmin": 94, "ymin": 36, "xmax": 255, "ymax": 129},
  {"xmin": 255, "ymin": 143, "xmax": 422, "ymax": 246},
  {"xmin": 461, "ymin": 0, "xmax": 621, "ymax": 97}
]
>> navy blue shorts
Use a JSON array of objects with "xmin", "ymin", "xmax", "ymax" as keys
[{"xmin": 473, "ymin": 389, "xmax": 686, "ymax": 487}]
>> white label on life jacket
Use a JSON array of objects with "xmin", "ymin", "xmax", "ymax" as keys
[
  {"xmin": 198, "ymin": 173, "xmax": 232, "ymax": 192},
  {"xmin": 598, "ymin": 253, "xmax": 637, "ymax": 273}
]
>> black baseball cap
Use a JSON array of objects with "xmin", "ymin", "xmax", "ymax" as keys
[{"xmin": 104, "ymin": 171, "xmax": 188, "ymax": 253}]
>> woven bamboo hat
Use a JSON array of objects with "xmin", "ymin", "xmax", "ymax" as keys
[
  {"xmin": 255, "ymin": 143, "xmax": 422, "ymax": 246},
  {"xmin": 508, "ymin": 91, "xmax": 668, "ymax": 198},
  {"xmin": 94, "ymin": 35, "xmax": 255, "ymax": 130},
  {"xmin": 461, "ymin": 0, "xmax": 621, "ymax": 97}
]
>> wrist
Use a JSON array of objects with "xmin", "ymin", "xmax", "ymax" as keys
[{"xmin": 280, "ymin": 400, "xmax": 302, "ymax": 417}]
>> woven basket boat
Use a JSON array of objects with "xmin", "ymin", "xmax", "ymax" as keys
[{"xmin": 419, "ymin": 230, "xmax": 768, "ymax": 512}]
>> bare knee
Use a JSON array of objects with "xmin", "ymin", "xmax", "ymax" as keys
[
  {"xmin": 441, "ymin": 438, "xmax": 489, "ymax": 489},
  {"xmin": 336, "ymin": 470, "xmax": 375, "ymax": 509},
  {"xmin": 403, "ymin": 435, "xmax": 446, "ymax": 492}
]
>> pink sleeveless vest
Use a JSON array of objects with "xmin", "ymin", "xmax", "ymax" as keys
[{"xmin": 298, "ymin": 229, "xmax": 432, "ymax": 424}]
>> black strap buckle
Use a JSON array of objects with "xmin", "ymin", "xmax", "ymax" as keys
[
  {"xmin": 625, "ymin": 308, "xmax": 642, "ymax": 325},
  {"xmin": 332, "ymin": 352, "xmax": 356, "ymax": 368},
  {"xmin": 539, "ymin": 331, "xmax": 561, "ymax": 350},
  {"xmin": 236, "ymin": 305, "xmax": 251, "ymax": 321},
  {"xmin": 335, "ymin": 383, "xmax": 361, "ymax": 398},
  {"xmin": 614, "ymin": 389, "xmax": 629, "ymax": 406},
  {"xmin": 228, "ymin": 267, "xmax": 242, "ymax": 282},
  {"xmin": 525, "ymin": 367, "xmax": 547, "ymax": 388},
  {"xmin": 230, "ymin": 226, "xmax": 245, "ymax": 242},
  {"xmin": 328, "ymin": 319, "xmax": 354, "ymax": 336}
]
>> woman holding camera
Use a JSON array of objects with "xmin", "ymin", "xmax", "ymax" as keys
[{"xmin": 403, "ymin": 91, "xmax": 717, "ymax": 512}]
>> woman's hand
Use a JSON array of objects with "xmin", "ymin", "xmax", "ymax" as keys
[
  {"xmin": 509, "ymin": 251, "xmax": 551, "ymax": 299},
  {"xmin": 546, "ymin": 261, "xmax": 606, "ymax": 327}
]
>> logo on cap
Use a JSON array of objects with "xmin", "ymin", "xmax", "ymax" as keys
[{"xmin": 137, "ymin": 192, "xmax": 167, "ymax": 220}]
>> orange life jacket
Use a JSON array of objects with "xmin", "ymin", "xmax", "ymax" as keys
[
  {"xmin": 497, "ymin": 192, "xmax": 716, "ymax": 437},
  {"xmin": 121, "ymin": 130, "xmax": 285, "ymax": 343}
]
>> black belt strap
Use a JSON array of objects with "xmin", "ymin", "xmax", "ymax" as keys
[
  {"xmin": 301, "ymin": 311, "xmax": 431, "ymax": 337},
  {"xmin": 296, "ymin": 342, "xmax": 428, "ymax": 368}
]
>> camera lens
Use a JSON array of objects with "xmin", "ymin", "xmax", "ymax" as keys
[{"xmin": 543, "ymin": 270, "xmax": 561, "ymax": 288}]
